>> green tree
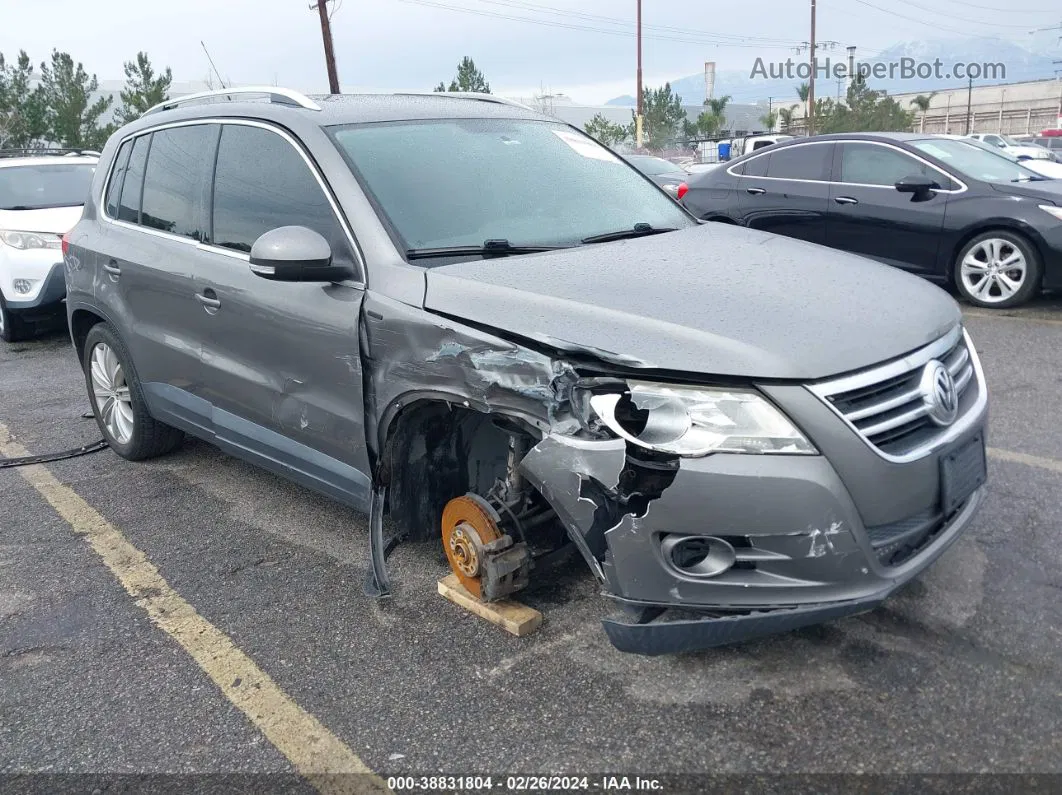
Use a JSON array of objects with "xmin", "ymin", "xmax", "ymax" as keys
[
  {"xmin": 796, "ymin": 81, "xmax": 810, "ymax": 119},
  {"xmin": 37, "ymin": 49, "xmax": 113, "ymax": 148},
  {"xmin": 694, "ymin": 94, "xmax": 731, "ymax": 137},
  {"xmin": 817, "ymin": 82, "xmax": 914, "ymax": 134},
  {"xmin": 910, "ymin": 92, "xmax": 936, "ymax": 113},
  {"xmin": 0, "ymin": 50, "xmax": 46, "ymax": 148},
  {"xmin": 115, "ymin": 52, "xmax": 172, "ymax": 124},
  {"xmin": 636, "ymin": 83, "xmax": 687, "ymax": 145},
  {"xmin": 778, "ymin": 105, "xmax": 798, "ymax": 133},
  {"xmin": 434, "ymin": 56, "xmax": 491, "ymax": 93},
  {"xmin": 584, "ymin": 112, "xmax": 628, "ymax": 146},
  {"xmin": 760, "ymin": 110, "xmax": 778, "ymax": 131}
]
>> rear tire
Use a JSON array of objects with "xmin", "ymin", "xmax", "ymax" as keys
[
  {"xmin": 0, "ymin": 293, "xmax": 28, "ymax": 343},
  {"xmin": 954, "ymin": 231, "xmax": 1041, "ymax": 309},
  {"xmin": 83, "ymin": 323, "xmax": 184, "ymax": 460}
]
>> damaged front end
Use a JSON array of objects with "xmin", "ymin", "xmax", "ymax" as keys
[{"xmin": 363, "ymin": 297, "xmax": 984, "ymax": 655}]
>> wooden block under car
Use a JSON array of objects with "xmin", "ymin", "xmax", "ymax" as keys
[{"xmin": 437, "ymin": 574, "xmax": 543, "ymax": 637}]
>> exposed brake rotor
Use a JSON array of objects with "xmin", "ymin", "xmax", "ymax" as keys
[{"xmin": 441, "ymin": 494, "xmax": 505, "ymax": 600}]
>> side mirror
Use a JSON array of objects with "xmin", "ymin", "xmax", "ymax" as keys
[
  {"xmin": 895, "ymin": 175, "xmax": 938, "ymax": 195},
  {"xmin": 249, "ymin": 226, "xmax": 352, "ymax": 282},
  {"xmin": 1017, "ymin": 154, "xmax": 1033, "ymax": 162}
]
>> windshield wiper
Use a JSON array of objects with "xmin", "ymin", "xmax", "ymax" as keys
[
  {"xmin": 581, "ymin": 222, "xmax": 678, "ymax": 245},
  {"xmin": 406, "ymin": 239, "xmax": 568, "ymax": 260},
  {"xmin": 1012, "ymin": 175, "xmax": 1048, "ymax": 182}
]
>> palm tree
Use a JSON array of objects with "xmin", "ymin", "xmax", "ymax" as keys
[
  {"xmin": 778, "ymin": 104, "xmax": 798, "ymax": 133},
  {"xmin": 760, "ymin": 110, "xmax": 778, "ymax": 132},
  {"xmin": 796, "ymin": 82, "xmax": 810, "ymax": 116},
  {"xmin": 910, "ymin": 92, "xmax": 937, "ymax": 132},
  {"xmin": 697, "ymin": 94, "xmax": 732, "ymax": 137}
]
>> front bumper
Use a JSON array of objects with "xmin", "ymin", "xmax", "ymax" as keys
[
  {"xmin": 519, "ymin": 371, "xmax": 989, "ymax": 654},
  {"xmin": 3, "ymin": 259, "xmax": 66, "ymax": 313}
]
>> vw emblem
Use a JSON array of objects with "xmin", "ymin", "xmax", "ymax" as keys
[{"xmin": 920, "ymin": 360, "xmax": 959, "ymax": 427}]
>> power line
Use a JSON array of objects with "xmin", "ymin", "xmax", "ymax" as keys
[
  {"xmin": 845, "ymin": 0, "xmax": 1003, "ymax": 38},
  {"xmin": 463, "ymin": 0, "xmax": 803, "ymax": 45},
  {"xmin": 393, "ymin": 0, "xmax": 805, "ymax": 49},
  {"xmin": 890, "ymin": 0, "xmax": 1053, "ymax": 29}
]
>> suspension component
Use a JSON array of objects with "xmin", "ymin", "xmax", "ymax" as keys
[{"xmin": 441, "ymin": 493, "xmax": 531, "ymax": 601}]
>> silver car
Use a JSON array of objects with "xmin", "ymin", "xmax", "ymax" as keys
[{"xmin": 64, "ymin": 87, "xmax": 988, "ymax": 655}]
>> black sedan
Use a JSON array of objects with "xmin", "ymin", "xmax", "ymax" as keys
[
  {"xmin": 681, "ymin": 132, "xmax": 1062, "ymax": 308},
  {"xmin": 625, "ymin": 155, "xmax": 689, "ymax": 198}
]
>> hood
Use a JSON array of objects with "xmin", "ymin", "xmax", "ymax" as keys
[
  {"xmin": 0, "ymin": 205, "xmax": 84, "ymax": 235},
  {"xmin": 1009, "ymin": 145, "xmax": 1051, "ymax": 159},
  {"xmin": 423, "ymin": 223, "xmax": 960, "ymax": 381},
  {"xmin": 990, "ymin": 179, "xmax": 1062, "ymax": 202},
  {"xmin": 1022, "ymin": 160, "xmax": 1062, "ymax": 179}
]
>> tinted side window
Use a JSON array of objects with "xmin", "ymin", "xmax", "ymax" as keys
[
  {"xmin": 140, "ymin": 125, "xmax": 217, "ymax": 239},
  {"xmin": 212, "ymin": 125, "xmax": 349, "ymax": 263},
  {"xmin": 743, "ymin": 153, "xmax": 770, "ymax": 177},
  {"xmin": 118, "ymin": 135, "xmax": 149, "ymax": 224},
  {"xmin": 765, "ymin": 145, "xmax": 831, "ymax": 180},
  {"xmin": 839, "ymin": 143, "xmax": 932, "ymax": 186},
  {"xmin": 104, "ymin": 141, "xmax": 132, "ymax": 218}
]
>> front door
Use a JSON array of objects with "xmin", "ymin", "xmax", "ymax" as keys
[
  {"xmin": 195, "ymin": 122, "xmax": 371, "ymax": 508},
  {"xmin": 826, "ymin": 142, "xmax": 952, "ymax": 275}
]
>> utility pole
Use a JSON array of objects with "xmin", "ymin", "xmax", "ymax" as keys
[
  {"xmin": 312, "ymin": 0, "xmax": 341, "ymax": 95},
  {"xmin": 808, "ymin": 0, "xmax": 817, "ymax": 136},
  {"xmin": 965, "ymin": 75, "xmax": 974, "ymax": 135},
  {"xmin": 636, "ymin": 0, "xmax": 644, "ymax": 148}
]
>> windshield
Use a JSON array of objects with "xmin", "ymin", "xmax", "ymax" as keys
[
  {"xmin": 330, "ymin": 118, "xmax": 693, "ymax": 254},
  {"xmin": 0, "ymin": 163, "xmax": 96, "ymax": 210},
  {"xmin": 628, "ymin": 156, "xmax": 683, "ymax": 176},
  {"xmin": 912, "ymin": 139, "xmax": 1040, "ymax": 182}
]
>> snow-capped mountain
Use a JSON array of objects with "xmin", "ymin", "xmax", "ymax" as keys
[{"xmin": 606, "ymin": 37, "xmax": 1059, "ymax": 106}]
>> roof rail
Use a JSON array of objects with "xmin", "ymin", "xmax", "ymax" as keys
[
  {"xmin": 142, "ymin": 86, "xmax": 322, "ymax": 117},
  {"xmin": 0, "ymin": 148, "xmax": 100, "ymax": 159},
  {"xmin": 393, "ymin": 91, "xmax": 535, "ymax": 111}
]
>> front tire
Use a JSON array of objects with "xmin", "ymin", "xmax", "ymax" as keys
[
  {"xmin": 83, "ymin": 323, "xmax": 184, "ymax": 460},
  {"xmin": 954, "ymin": 231, "xmax": 1041, "ymax": 308},
  {"xmin": 0, "ymin": 293, "xmax": 28, "ymax": 343}
]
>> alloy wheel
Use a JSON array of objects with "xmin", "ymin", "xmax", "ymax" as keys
[
  {"xmin": 90, "ymin": 342, "xmax": 134, "ymax": 444},
  {"xmin": 960, "ymin": 238, "xmax": 1027, "ymax": 304}
]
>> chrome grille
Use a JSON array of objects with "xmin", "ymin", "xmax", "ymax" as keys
[{"xmin": 809, "ymin": 327, "xmax": 983, "ymax": 461}]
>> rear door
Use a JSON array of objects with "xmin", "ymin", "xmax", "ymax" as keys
[
  {"xmin": 826, "ymin": 141, "xmax": 954, "ymax": 275},
  {"xmin": 94, "ymin": 124, "xmax": 217, "ymax": 431},
  {"xmin": 194, "ymin": 121, "xmax": 371, "ymax": 507},
  {"xmin": 731, "ymin": 141, "xmax": 834, "ymax": 245}
]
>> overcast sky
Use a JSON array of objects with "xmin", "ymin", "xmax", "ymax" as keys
[{"xmin": 3, "ymin": 0, "xmax": 1060, "ymax": 103}]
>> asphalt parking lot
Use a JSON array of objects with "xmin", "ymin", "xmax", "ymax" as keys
[{"xmin": 2, "ymin": 297, "xmax": 1062, "ymax": 789}]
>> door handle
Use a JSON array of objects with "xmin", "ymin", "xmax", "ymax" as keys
[
  {"xmin": 746, "ymin": 187, "xmax": 767, "ymax": 195},
  {"xmin": 834, "ymin": 196, "xmax": 859, "ymax": 205},
  {"xmin": 196, "ymin": 289, "xmax": 221, "ymax": 311},
  {"xmin": 103, "ymin": 260, "xmax": 121, "ymax": 279}
]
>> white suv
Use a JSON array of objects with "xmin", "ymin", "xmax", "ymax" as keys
[{"xmin": 0, "ymin": 149, "xmax": 98, "ymax": 341}]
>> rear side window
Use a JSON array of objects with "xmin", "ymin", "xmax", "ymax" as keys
[
  {"xmin": 118, "ymin": 135, "xmax": 150, "ymax": 224},
  {"xmin": 743, "ymin": 153, "xmax": 770, "ymax": 177},
  {"xmin": 140, "ymin": 125, "xmax": 217, "ymax": 240},
  {"xmin": 211, "ymin": 124, "xmax": 349, "ymax": 261},
  {"xmin": 765, "ymin": 144, "xmax": 831, "ymax": 181},
  {"xmin": 839, "ymin": 143, "xmax": 933, "ymax": 186},
  {"xmin": 104, "ymin": 142, "xmax": 132, "ymax": 218}
]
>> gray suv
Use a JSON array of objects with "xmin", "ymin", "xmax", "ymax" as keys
[{"xmin": 64, "ymin": 87, "xmax": 989, "ymax": 655}]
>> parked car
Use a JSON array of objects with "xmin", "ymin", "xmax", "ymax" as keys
[
  {"xmin": 1031, "ymin": 135, "xmax": 1062, "ymax": 159},
  {"xmin": 0, "ymin": 149, "xmax": 98, "ymax": 341},
  {"xmin": 625, "ymin": 154, "xmax": 689, "ymax": 197},
  {"xmin": 968, "ymin": 133, "xmax": 1055, "ymax": 162},
  {"xmin": 683, "ymin": 131, "xmax": 1062, "ymax": 308},
  {"xmin": 938, "ymin": 133, "xmax": 1062, "ymax": 179},
  {"xmin": 65, "ymin": 88, "xmax": 988, "ymax": 655}
]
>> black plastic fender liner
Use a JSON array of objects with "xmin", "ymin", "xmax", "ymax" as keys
[
  {"xmin": 601, "ymin": 597, "xmax": 886, "ymax": 656},
  {"xmin": 0, "ymin": 439, "xmax": 108, "ymax": 469},
  {"xmin": 363, "ymin": 484, "xmax": 394, "ymax": 598}
]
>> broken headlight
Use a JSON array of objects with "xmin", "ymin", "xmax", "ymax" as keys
[{"xmin": 588, "ymin": 382, "xmax": 816, "ymax": 457}]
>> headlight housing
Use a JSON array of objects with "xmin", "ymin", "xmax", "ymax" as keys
[
  {"xmin": 0, "ymin": 230, "xmax": 62, "ymax": 250},
  {"xmin": 1039, "ymin": 204, "xmax": 1062, "ymax": 222},
  {"xmin": 587, "ymin": 381, "xmax": 817, "ymax": 457}
]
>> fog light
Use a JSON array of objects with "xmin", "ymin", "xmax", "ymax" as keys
[
  {"xmin": 12, "ymin": 279, "xmax": 36, "ymax": 295},
  {"xmin": 660, "ymin": 535, "xmax": 736, "ymax": 578}
]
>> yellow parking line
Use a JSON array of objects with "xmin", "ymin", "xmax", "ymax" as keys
[
  {"xmin": 963, "ymin": 310, "xmax": 1062, "ymax": 326},
  {"xmin": 0, "ymin": 424, "xmax": 387, "ymax": 795},
  {"xmin": 988, "ymin": 447, "xmax": 1062, "ymax": 476}
]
